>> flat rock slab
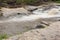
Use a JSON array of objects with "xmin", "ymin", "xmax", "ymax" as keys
[
  {"xmin": 0, "ymin": 14, "xmax": 59, "ymax": 36},
  {"xmin": 0, "ymin": 15, "xmax": 43, "ymax": 35},
  {"xmin": 4, "ymin": 21, "xmax": 60, "ymax": 40}
]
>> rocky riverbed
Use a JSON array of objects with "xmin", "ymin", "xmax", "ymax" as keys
[{"xmin": 0, "ymin": 3, "xmax": 60, "ymax": 40}]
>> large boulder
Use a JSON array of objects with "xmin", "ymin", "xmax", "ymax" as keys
[{"xmin": 4, "ymin": 21, "xmax": 60, "ymax": 40}]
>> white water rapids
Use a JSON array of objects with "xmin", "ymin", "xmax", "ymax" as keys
[
  {"xmin": 0, "ymin": 5, "xmax": 60, "ymax": 35},
  {"xmin": 0, "ymin": 5, "xmax": 60, "ymax": 22},
  {"xmin": 33, "ymin": 6, "xmax": 60, "ymax": 18}
]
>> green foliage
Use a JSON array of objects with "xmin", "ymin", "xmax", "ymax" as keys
[
  {"xmin": 24, "ymin": 0, "xmax": 37, "ymax": 4},
  {"xmin": 15, "ymin": 0, "xmax": 39, "ymax": 5},
  {"xmin": 0, "ymin": 34, "xmax": 8, "ymax": 40},
  {"xmin": 0, "ymin": 0, "xmax": 42, "ymax": 5},
  {"xmin": 55, "ymin": 0, "xmax": 60, "ymax": 3},
  {"xmin": 16, "ymin": 0, "xmax": 22, "ymax": 4},
  {"xmin": 52, "ymin": 0, "xmax": 60, "ymax": 3},
  {"xmin": 0, "ymin": 0, "xmax": 60, "ymax": 7}
]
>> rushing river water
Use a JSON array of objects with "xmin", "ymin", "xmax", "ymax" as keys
[
  {"xmin": 0, "ymin": 5, "xmax": 60, "ymax": 21},
  {"xmin": 0, "ymin": 5, "xmax": 60, "ymax": 36},
  {"xmin": 33, "ymin": 5, "xmax": 60, "ymax": 18}
]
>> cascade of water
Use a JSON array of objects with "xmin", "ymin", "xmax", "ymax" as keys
[{"xmin": 33, "ymin": 5, "xmax": 60, "ymax": 18}]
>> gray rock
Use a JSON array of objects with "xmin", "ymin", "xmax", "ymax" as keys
[
  {"xmin": 0, "ymin": 15, "xmax": 42, "ymax": 36},
  {"xmin": 24, "ymin": 5, "xmax": 38, "ymax": 11},
  {"xmin": 1, "ymin": 7, "xmax": 30, "ymax": 17},
  {"xmin": 5, "ymin": 21, "xmax": 60, "ymax": 40}
]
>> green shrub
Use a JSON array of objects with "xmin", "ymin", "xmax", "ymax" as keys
[
  {"xmin": 55, "ymin": 0, "xmax": 60, "ymax": 3},
  {"xmin": 0, "ymin": 0, "xmax": 59, "ymax": 7},
  {"xmin": 16, "ymin": 0, "xmax": 22, "ymax": 4},
  {"xmin": 0, "ymin": 0, "xmax": 40, "ymax": 5},
  {"xmin": 15, "ymin": 0, "xmax": 39, "ymax": 5},
  {"xmin": 52, "ymin": 0, "xmax": 60, "ymax": 3},
  {"xmin": 0, "ymin": 34, "xmax": 8, "ymax": 40},
  {"xmin": 24, "ymin": 0, "xmax": 37, "ymax": 4}
]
